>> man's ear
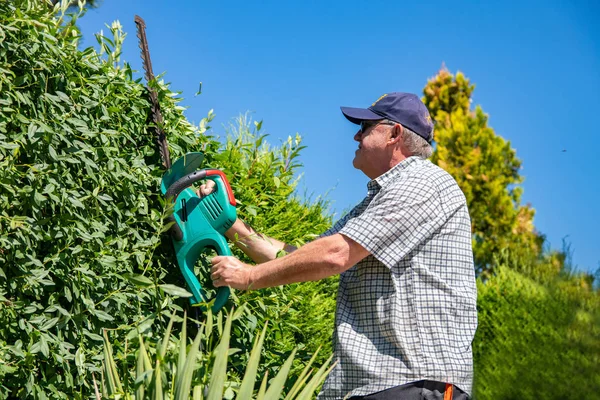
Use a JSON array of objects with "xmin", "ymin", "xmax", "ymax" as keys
[{"xmin": 388, "ymin": 123, "xmax": 403, "ymax": 144}]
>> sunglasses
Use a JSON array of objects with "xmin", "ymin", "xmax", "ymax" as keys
[{"xmin": 359, "ymin": 120, "xmax": 398, "ymax": 134}]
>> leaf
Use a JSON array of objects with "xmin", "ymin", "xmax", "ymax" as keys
[
  {"xmin": 161, "ymin": 220, "xmax": 176, "ymax": 233},
  {"xmin": 175, "ymin": 326, "xmax": 204, "ymax": 400},
  {"xmin": 123, "ymin": 273, "xmax": 154, "ymax": 287},
  {"xmin": 295, "ymin": 355, "xmax": 335, "ymax": 400},
  {"xmin": 284, "ymin": 346, "xmax": 322, "ymax": 400},
  {"xmin": 256, "ymin": 371, "xmax": 269, "ymax": 400},
  {"xmin": 237, "ymin": 321, "xmax": 269, "ymax": 400},
  {"xmin": 40, "ymin": 317, "xmax": 59, "ymax": 331},
  {"xmin": 245, "ymin": 205, "xmax": 258, "ymax": 217},
  {"xmin": 48, "ymin": 145, "xmax": 58, "ymax": 160},
  {"xmin": 136, "ymin": 337, "xmax": 152, "ymax": 399},
  {"xmin": 68, "ymin": 196, "xmax": 85, "ymax": 209},
  {"xmin": 48, "ymin": 305, "xmax": 71, "ymax": 317},
  {"xmin": 75, "ymin": 347, "xmax": 85, "ymax": 373},
  {"xmin": 99, "ymin": 255, "xmax": 116, "ymax": 267},
  {"xmin": 34, "ymin": 191, "xmax": 47, "ymax": 204},
  {"xmin": 159, "ymin": 311, "xmax": 177, "ymax": 360},
  {"xmin": 94, "ymin": 310, "xmax": 115, "ymax": 322},
  {"xmin": 84, "ymin": 331, "xmax": 104, "ymax": 342},
  {"xmin": 153, "ymin": 360, "xmax": 164, "ymax": 400},
  {"xmin": 55, "ymin": 91, "xmax": 71, "ymax": 104},
  {"xmin": 39, "ymin": 335, "xmax": 50, "ymax": 358},
  {"xmin": 0, "ymin": 142, "xmax": 19, "ymax": 150},
  {"xmin": 263, "ymin": 348, "xmax": 297, "ymax": 400},
  {"xmin": 206, "ymin": 311, "xmax": 233, "ymax": 400},
  {"xmin": 103, "ymin": 329, "xmax": 124, "ymax": 394},
  {"xmin": 75, "ymin": 346, "xmax": 85, "ymax": 365},
  {"xmin": 160, "ymin": 284, "xmax": 193, "ymax": 298},
  {"xmin": 175, "ymin": 312, "xmax": 188, "ymax": 391}
]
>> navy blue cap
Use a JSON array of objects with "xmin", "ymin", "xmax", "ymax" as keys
[{"xmin": 341, "ymin": 92, "xmax": 434, "ymax": 143}]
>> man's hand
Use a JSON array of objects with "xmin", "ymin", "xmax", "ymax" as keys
[
  {"xmin": 210, "ymin": 256, "xmax": 253, "ymax": 290},
  {"xmin": 197, "ymin": 179, "xmax": 216, "ymax": 197}
]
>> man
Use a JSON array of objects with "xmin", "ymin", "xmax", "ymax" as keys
[{"xmin": 204, "ymin": 92, "xmax": 478, "ymax": 399}]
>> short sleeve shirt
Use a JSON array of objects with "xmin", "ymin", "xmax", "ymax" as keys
[{"xmin": 317, "ymin": 157, "xmax": 478, "ymax": 399}]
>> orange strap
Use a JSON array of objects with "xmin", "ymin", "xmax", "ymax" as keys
[{"xmin": 444, "ymin": 383, "xmax": 453, "ymax": 400}]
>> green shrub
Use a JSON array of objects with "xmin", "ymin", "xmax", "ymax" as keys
[
  {"xmin": 473, "ymin": 265, "xmax": 600, "ymax": 399},
  {"xmin": 99, "ymin": 307, "xmax": 333, "ymax": 400},
  {"xmin": 0, "ymin": 1, "xmax": 336, "ymax": 398}
]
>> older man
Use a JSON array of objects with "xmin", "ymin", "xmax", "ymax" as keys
[{"xmin": 206, "ymin": 92, "xmax": 478, "ymax": 399}]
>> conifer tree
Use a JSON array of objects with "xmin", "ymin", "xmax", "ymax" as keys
[{"xmin": 423, "ymin": 68, "xmax": 543, "ymax": 273}]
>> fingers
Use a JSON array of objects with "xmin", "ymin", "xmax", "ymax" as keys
[
  {"xmin": 210, "ymin": 265, "xmax": 221, "ymax": 280},
  {"xmin": 196, "ymin": 180, "xmax": 216, "ymax": 197},
  {"xmin": 210, "ymin": 262, "xmax": 223, "ymax": 287},
  {"xmin": 211, "ymin": 255, "xmax": 225, "ymax": 265},
  {"xmin": 210, "ymin": 256, "xmax": 229, "ymax": 284}
]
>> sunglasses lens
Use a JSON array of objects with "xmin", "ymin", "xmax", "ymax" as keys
[{"xmin": 360, "ymin": 121, "xmax": 370, "ymax": 133}]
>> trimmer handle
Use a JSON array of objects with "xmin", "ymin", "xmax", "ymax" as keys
[
  {"xmin": 166, "ymin": 169, "xmax": 236, "ymax": 241},
  {"xmin": 179, "ymin": 235, "xmax": 231, "ymax": 313}
]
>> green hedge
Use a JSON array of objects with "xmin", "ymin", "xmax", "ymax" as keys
[
  {"xmin": 474, "ymin": 265, "xmax": 600, "ymax": 399},
  {"xmin": 0, "ymin": 2, "xmax": 336, "ymax": 398}
]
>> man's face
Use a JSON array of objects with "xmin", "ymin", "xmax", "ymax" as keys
[{"xmin": 352, "ymin": 120, "xmax": 393, "ymax": 176}]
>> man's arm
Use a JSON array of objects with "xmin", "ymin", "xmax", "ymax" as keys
[
  {"xmin": 225, "ymin": 219, "xmax": 297, "ymax": 264},
  {"xmin": 197, "ymin": 181, "xmax": 295, "ymax": 263},
  {"xmin": 210, "ymin": 233, "xmax": 370, "ymax": 290}
]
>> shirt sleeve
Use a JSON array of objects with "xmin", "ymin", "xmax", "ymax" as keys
[
  {"xmin": 319, "ymin": 215, "xmax": 349, "ymax": 239},
  {"xmin": 319, "ymin": 195, "xmax": 373, "ymax": 239},
  {"xmin": 339, "ymin": 179, "xmax": 447, "ymax": 270}
]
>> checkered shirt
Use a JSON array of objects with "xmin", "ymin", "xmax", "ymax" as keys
[{"xmin": 317, "ymin": 156, "xmax": 478, "ymax": 399}]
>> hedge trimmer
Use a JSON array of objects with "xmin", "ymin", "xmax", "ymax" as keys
[{"xmin": 134, "ymin": 15, "xmax": 236, "ymax": 312}]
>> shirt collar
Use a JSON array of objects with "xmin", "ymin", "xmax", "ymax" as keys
[{"xmin": 367, "ymin": 156, "xmax": 425, "ymax": 194}]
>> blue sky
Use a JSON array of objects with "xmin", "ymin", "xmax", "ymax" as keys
[{"xmin": 77, "ymin": 0, "xmax": 599, "ymax": 273}]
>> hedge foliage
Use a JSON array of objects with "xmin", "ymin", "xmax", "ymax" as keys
[
  {"xmin": 474, "ymin": 263, "xmax": 600, "ymax": 399},
  {"xmin": 0, "ymin": 1, "xmax": 335, "ymax": 398}
]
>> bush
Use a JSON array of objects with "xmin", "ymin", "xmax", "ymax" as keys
[
  {"xmin": 473, "ymin": 265, "xmax": 600, "ymax": 399},
  {"xmin": 99, "ymin": 308, "xmax": 333, "ymax": 399},
  {"xmin": 0, "ymin": 1, "xmax": 336, "ymax": 398}
]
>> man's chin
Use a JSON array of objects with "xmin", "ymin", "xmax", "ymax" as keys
[{"xmin": 352, "ymin": 156, "xmax": 360, "ymax": 169}]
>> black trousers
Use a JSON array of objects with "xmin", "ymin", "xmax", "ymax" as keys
[{"xmin": 348, "ymin": 380, "xmax": 470, "ymax": 400}]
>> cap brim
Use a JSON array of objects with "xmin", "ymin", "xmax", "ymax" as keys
[{"xmin": 340, "ymin": 107, "xmax": 384, "ymax": 125}]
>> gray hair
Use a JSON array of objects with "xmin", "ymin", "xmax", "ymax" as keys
[{"xmin": 400, "ymin": 125, "xmax": 434, "ymax": 159}]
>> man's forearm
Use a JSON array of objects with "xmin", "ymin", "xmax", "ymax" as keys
[
  {"xmin": 225, "ymin": 219, "xmax": 296, "ymax": 263},
  {"xmin": 246, "ymin": 234, "xmax": 356, "ymax": 290}
]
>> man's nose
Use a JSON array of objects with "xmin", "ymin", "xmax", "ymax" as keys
[{"xmin": 354, "ymin": 130, "xmax": 362, "ymax": 142}]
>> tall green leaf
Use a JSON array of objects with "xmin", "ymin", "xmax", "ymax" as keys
[
  {"xmin": 206, "ymin": 311, "xmax": 233, "ymax": 400},
  {"xmin": 175, "ymin": 311, "xmax": 188, "ymax": 391},
  {"xmin": 294, "ymin": 355, "xmax": 335, "ymax": 400},
  {"xmin": 175, "ymin": 328, "xmax": 204, "ymax": 400},
  {"xmin": 284, "ymin": 346, "xmax": 322, "ymax": 400},
  {"xmin": 256, "ymin": 371, "xmax": 269, "ymax": 400},
  {"xmin": 237, "ymin": 321, "xmax": 269, "ymax": 399},
  {"xmin": 264, "ymin": 348, "xmax": 297, "ymax": 400},
  {"xmin": 102, "ymin": 329, "xmax": 123, "ymax": 395}
]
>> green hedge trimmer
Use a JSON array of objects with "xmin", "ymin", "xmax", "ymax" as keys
[{"xmin": 135, "ymin": 16, "xmax": 236, "ymax": 312}]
